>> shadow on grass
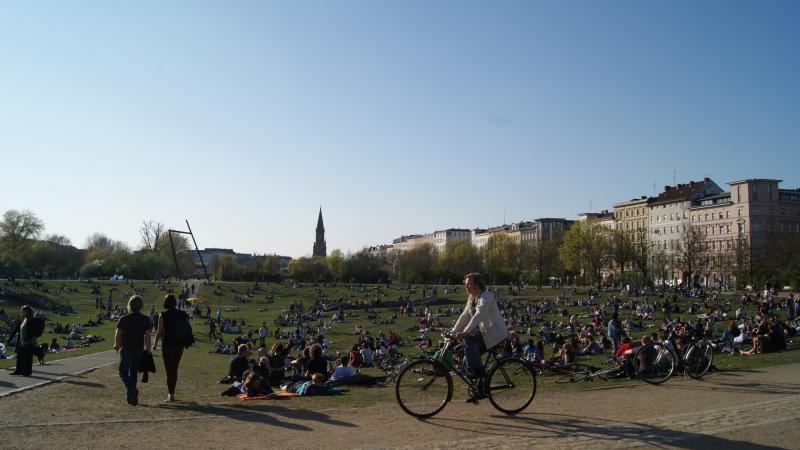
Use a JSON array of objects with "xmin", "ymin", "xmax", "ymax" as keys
[
  {"xmin": 57, "ymin": 378, "xmax": 105, "ymax": 388},
  {"xmin": 159, "ymin": 400, "xmax": 356, "ymax": 430},
  {"xmin": 425, "ymin": 412, "xmax": 783, "ymax": 450}
]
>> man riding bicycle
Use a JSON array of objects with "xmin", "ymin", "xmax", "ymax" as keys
[{"xmin": 451, "ymin": 273, "xmax": 509, "ymax": 401}]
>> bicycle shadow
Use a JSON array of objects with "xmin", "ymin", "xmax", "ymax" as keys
[{"xmin": 424, "ymin": 412, "xmax": 783, "ymax": 449}]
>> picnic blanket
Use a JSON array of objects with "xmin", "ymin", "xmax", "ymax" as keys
[{"xmin": 237, "ymin": 392, "xmax": 299, "ymax": 401}]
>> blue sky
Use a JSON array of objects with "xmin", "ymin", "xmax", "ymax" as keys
[{"xmin": 2, "ymin": 1, "xmax": 799, "ymax": 257}]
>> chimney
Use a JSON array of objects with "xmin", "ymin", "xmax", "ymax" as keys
[{"xmin": 664, "ymin": 186, "xmax": 671, "ymax": 191}]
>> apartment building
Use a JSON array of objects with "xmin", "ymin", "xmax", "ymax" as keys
[
  {"xmin": 648, "ymin": 178, "xmax": 724, "ymax": 285},
  {"xmin": 689, "ymin": 179, "xmax": 800, "ymax": 287},
  {"xmin": 432, "ymin": 228, "xmax": 471, "ymax": 253}
]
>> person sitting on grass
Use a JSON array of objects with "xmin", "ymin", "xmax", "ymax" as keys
[
  {"xmin": 304, "ymin": 344, "xmax": 329, "ymax": 381},
  {"xmin": 219, "ymin": 344, "xmax": 251, "ymax": 383},
  {"xmin": 49, "ymin": 338, "xmax": 60, "ymax": 352},
  {"xmin": 578, "ymin": 335, "xmax": 602, "ymax": 356},
  {"xmin": 253, "ymin": 356, "xmax": 270, "ymax": 381},
  {"xmin": 330, "ymin": 355, "xmax": 355, "ymax": 381},
  {"xmin": 740, "ymin": 331, "xmax": 763, "ymax": 356},
  {"xmin": 360, "ymin": 342, "xmax": 373, "ymax": 367}
]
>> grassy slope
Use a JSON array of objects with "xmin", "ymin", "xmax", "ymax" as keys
[{"xmin": 0, "ymin": 279, "xmax": 798, "ymax": 413}]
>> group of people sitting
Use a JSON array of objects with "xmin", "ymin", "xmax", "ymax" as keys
[{"xmin": 218, "ymin": 337, "xmax": 388, "ymax": 398}]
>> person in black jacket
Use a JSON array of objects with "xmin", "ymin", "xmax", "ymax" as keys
[
  {"xmin": 114, "ymin": 296, "xmax": 152, "ymax": 406},
  {"xmin": 153, "ymin": 294, "xmax": 188, "ymax": 402}
]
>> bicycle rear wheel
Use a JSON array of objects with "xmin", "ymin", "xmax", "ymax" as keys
[
  {"xmin": 684, "ymin": 341, "xmax": 714, "ymax": 379},
  {"xmin": 487, "ymin": 357, "xmax": 537, "ymax": 414},
  {"xmin": 395, "ymin": 359, "xmax": 452, "ymax": 418},
  {"xmin": 634, "ymin": 342, "xmax": 676, "ymax": 385}
]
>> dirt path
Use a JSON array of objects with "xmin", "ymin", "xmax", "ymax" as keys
[{"xmin": 3, "ymin": 362, "xmax": 798, "ymax": 449}]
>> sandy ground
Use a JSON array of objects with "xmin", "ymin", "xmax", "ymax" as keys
[{"xmin": 2, "ymin": 363, "xmax": 799, "ymax": 449}]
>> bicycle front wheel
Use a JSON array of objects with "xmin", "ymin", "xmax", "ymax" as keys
[
  {"xmin": 634, "ymin": 342, "xmax": 676, "ymax": 385},
  {"xmin": 395, "ymin": 359, "xmax": 453, "ymax": 418},
  {"xmin": 487, "ymin": 357, "xmax": 537, "ymax": 414},
  {"xmin": 684, "ymin": 341, "xmax": 714, "ymax": 379}
]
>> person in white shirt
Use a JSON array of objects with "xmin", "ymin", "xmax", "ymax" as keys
[
  {"xmin": 451, "ymin": 273, "xmax": 509, "ymax": 381},
  {"xmin": 258, "ymin": 323, "xmax": 268, "ymax": 346},
  {"xmin": 329, "ymin": 355, "xmax": 355, "ymax": 381}
]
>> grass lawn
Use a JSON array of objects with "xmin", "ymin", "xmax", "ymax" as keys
[{"xmin": 1, "ymin": 279, "xmax": 798, "ymax": 415}]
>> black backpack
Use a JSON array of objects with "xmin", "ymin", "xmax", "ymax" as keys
[
  {"xmin": 168, "ymin": 313, "xmax": 195, "ymax": 348},
  {"xmin": 30, "ymin": 316, "xmax": 46, "ymax": 338}
]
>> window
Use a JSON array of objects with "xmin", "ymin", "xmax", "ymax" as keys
[
  {"xmin": 726, "ymin": 211, "xmax": 730, "ymax": 219},
  {"xmin": 691, "ymin": 215, "xmax": 695, "ymax": 222},
  {"xmin": 727, "ymin": 224, "xmax": 731, "ymax": 234},
  {"xmin": 719, "ymin": 226, "xmax": 724, "ymax": 235},
  {"xmin": 737, "ymin": 185, "xmax": 741, "ymax": 203},
  {"xmin": 768, "ymin": 184, "xmax": 773, "ymax": 201},
  {"xmin": 738, "ymin": 209, "xmax": 742, "ymax": 217},
  {"xmin": 705, "ymin": 213, "xmax": 708, "ymax": 221},
  {"xmin": 752, "ymin": 184, "xmax": 758, "ymax": 201},
  {"xmin": 670, "ymin": 213, "xmax": 674, "ymax": 220}
]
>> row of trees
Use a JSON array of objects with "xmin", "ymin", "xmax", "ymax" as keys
[
  {"xmin": 0, "ymin": 210, "xmax": 194, "ymax": 280},
  {"xmin": 4, "ymin": 208, "xmax": 799, "ymax": 288}
]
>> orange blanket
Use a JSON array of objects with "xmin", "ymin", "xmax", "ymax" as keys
[{"xmin": 237, "ymin": 392, "xmax": 299, "ymax": 400}]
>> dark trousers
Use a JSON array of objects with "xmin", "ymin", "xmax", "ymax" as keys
[
  {"xmin": 17, "ymin": 342, "xmax": 34, "ymax": 375},
  {"xmin": 162, "ymin": 344, "xmax": 184, "ymax": 394},
  {"xmin": 119, "ymin": 348, "xmax": 142, "ymax": 402},
  {"xmin": 463, "ymin": 332, "xmax": 487, "ymax": 374}
]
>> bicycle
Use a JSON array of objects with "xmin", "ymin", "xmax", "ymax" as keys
[
  {"xmin": 394, "ymin": 333, "xmax": 537, "ymax": 418},
  {"xmin": 553, "ymin": 359, "xmax": 626, "ymax": 384},
  {"xmin": 634, "ymin": 338, "xmax": 714, "ymax": 385}
]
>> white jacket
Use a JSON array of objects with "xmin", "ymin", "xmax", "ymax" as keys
[{"xmin": 451, "ymin": 290, "xmax": 509, "ymax": 350}]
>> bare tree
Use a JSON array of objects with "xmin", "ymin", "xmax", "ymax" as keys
[
  {"xmin": 139, "ymin": 220, "xmax": 166, "ymax": 252},
  {"xmin": 675, "ymin": 225, "xmax": 710, "ymax": 288}
]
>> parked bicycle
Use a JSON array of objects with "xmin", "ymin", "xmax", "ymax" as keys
[
  {"xmin": 394, "ymin": 333, "xmax": 537, "ymax": 418},
  {"xmin": 634, "ymin": 337, "xmax": 714, "ymax": 384}
]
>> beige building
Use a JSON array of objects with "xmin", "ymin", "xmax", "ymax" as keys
[
  {"xmin": 648, "ymin": 178, "xmax": 724, "ymax": 285},
  {"xmin": 432, "ymin": 228, "xmax": 471, "ymax": 253},
  {"xmin": 690, "ymin": 179, "xmax": 800, "ymax": 287}
]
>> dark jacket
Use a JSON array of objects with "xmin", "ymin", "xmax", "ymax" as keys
[{"xmin": 139, "ymin": 351, "xmax": 156, "ymax": 383}]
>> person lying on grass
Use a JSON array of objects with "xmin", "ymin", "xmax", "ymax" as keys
[{"xmin": 243, "ymin": 371, "xmax": 273, "ymax": 397}]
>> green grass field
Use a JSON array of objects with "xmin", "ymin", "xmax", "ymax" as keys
[{"xmin": 1, "ymin": 279, "xmax": 798, "ymax": 412}]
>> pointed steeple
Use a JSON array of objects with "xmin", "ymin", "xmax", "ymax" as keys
[
  {"xmin": 313, "ymin": 206, "xmax": 327, "ymax": 257},
  {"xmin": 316, "ymin": 207, "xmax": 324, "ymax": 231}
]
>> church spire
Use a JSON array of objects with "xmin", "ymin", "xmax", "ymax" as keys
[
  {"xmin": 316, "ymin": 207, "xmax": 324, "ymax": 231},
  {"xmin": 313, "ymin": 207, "xmax": 327, "ymax": 257}
]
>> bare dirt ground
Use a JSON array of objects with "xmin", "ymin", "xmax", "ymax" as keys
[{"xmin": 3, "ymin": 363, "xmax": 799, "ymax": 449}]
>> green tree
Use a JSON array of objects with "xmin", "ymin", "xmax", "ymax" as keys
[
  {"xmin": 288, "ymin": 256, "xmax": 329, "ymax": 282},
  {"xmin": 396, "ymin": 244, "xmax": 437, "ymax": 283},
  {"xmin": 436, "ymin": 240, "xmax": 483, "ymax": 283},
  {"xmin": 485, "ymin": 233, "xmax": 520, "ymax": 284},
  {"xmin": 327, "ymin": 249, "xmax": 347, "ymax": 281},
  {"xmin": 559, "ymin": 220, "xmax": 610, "ymax": 285},
  {"xmin": 0, "ymin": 209, "xmax": 44, "ymax": 275}
]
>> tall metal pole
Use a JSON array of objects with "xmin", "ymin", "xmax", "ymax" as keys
[
  {"xmin": 168, "ymin": 231, "xmax": 180, "ymax": 276},
  {"xmin": 186, "ymin": 220, "xmax": 211, "ymax": 283}
]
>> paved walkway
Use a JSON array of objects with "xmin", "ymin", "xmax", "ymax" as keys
[{"xmin": 0, "ymin": 350, "xmax": 117, "ymax": 397}]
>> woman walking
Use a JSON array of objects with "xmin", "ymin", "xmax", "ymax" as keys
[{"xmin": 153, "ymin": 294, "xmax": 188, "ymax": 402}]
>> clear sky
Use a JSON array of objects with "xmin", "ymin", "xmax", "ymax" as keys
[{"xmin": 2, "ymin": 1, "xmax": 799, "ymax": 258}]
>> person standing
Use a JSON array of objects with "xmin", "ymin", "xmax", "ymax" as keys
[
  {"xmin": 114, "ymin": 295, "xmax": 152, "ymax": 406},
  {"xmin": 11, "ymin": 306, "xmax": 35, "ymax": 376},
  {"xmin": 258, "ymin": 322, "xmax": 268, "ymax": 347},
  {"xmin": 451, "ymin": 273, "xmax": 509, "ymax": 401},
  {"xmin": 153, "ymin": 294, "xmax": 188, "ymax": 402}
]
